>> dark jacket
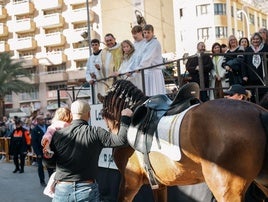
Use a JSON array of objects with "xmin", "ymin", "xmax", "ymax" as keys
[
  {"xmin": 31, "ymin": 124, "xmax": 48, "ymax": 156},
  {"xmin": 50, "ymin": 116, "xmax": 131, "ymax": 182},
  {"xmin": 222, "ymin": 47, "xmax": 245, "ymax": 85},
  {"xmin": 244, "ymin": 44, "xmax": 268, "ymax": 86},
  {"xmin": 186, "ymin": 53, "xmax": 213, "ymax": 88},
  {"xmin": 9, "ymin": 127, "xmax": 31, "ymax": 155}
]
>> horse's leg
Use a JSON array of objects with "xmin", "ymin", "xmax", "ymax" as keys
[
  {"xmin": 117, "ymin": 173, "xmax": 143, "ymax": 202},
  {"xmin": 114, "ymin": 148, "xmax": 145, "ymax": 202},
  {"xmin": 202, "ymin": 162, "xmax": 250, "ymax": 202},
  {"xmin": 152, "ymin": 185, "xmax": 167, "ymax": 202}
]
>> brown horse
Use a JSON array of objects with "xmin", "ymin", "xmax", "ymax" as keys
[{"xmin": 99, "ymin": 80, "xmax": 268, "ymax": 202}]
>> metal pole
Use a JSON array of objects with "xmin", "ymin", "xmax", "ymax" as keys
[
  {"xmin": 198, "ymin": 53, "xmax": 205, "ymax": 90},
  {"xmin": 263, "ymin": 52, "xmax": 268, "ymax": 86},
  {"xmin": 86, "ymin": 0, "xmax": 95, "ymax": 104},
  {"xmin": 176, "ymin": 60, "xmax": 182, "ymax": 87},
  {"xmin": 57, "ymin": 89, "xmax": 60, "ymax": 107},
  {"xmin": 86, "ymin": 0, "xmax": 92, "ymax": 55}
]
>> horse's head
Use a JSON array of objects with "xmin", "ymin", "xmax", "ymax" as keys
[{"xmin": 98, "ymin": 80, "xmax": 148, "ymax": 132}]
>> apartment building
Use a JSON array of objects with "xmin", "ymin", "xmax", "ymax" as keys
[
  {"xmin": 0, "ymin": 0, "xmax": 175, "ymax": 117},
  {"xmin": 173, "ymin": 0, "xmax": 268, "ymax": 57}
]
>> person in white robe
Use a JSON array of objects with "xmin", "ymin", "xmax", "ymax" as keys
[
  {"xmin": 131, "ymin": 25, "xmax": 146, "ymax": 91},
  {"xmin": 136, "ymin": 24, "xmax": 166, "ymax": 96},
  {"xmin": 85, "ymin": 39, "xmax": 106, "ymax": 103}
]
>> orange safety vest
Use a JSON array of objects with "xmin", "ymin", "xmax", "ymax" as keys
[{"xmin": 13, "ymin": 129, "xmax": 31, "ymax": 145}]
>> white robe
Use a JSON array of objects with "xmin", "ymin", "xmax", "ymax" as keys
[
  {"xmin": 118, "ymin": 54, "xmax": 142, "ymax": 90},
  {"xmin": 85, "ymin": 51, "xmax": 106, "ymax": 103},
  {"xmin": 137, "ymin": 37, "xmax": 166, "ymax": 96}
]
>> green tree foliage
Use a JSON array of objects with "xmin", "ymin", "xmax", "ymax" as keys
[{"xmin": 0, "ymin": 52, "xmax": 33, "ymax": 118}]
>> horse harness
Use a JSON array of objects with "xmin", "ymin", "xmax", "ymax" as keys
[{"xmin": 131, "ymin": 82, "xmax": 201, "ymax": 189}]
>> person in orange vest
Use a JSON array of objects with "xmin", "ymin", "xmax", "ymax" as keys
[{"xmin": 9, "ymin": 119, "xmax": 31, "ymax": 173}]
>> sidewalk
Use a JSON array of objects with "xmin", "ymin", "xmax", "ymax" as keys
[{"xmin": 0, "ymin": 160, "xmax": 51, "ymax": 202}]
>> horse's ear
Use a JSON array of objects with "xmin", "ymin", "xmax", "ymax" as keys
[{"xmin": 97, "ymin": 93, "xmax": 104, "ymax": 103}]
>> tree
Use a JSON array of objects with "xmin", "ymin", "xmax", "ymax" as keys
[{"xmin": 0, "ymin": 52, "xmax": 33, "ymax": 118}]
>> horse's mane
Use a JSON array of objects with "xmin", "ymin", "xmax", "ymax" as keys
[{"xmin": 102, "ymin": 80, "xmax": 148, "ymax": 129}]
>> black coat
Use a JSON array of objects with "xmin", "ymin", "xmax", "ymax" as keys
[
  {"xmin": 9, "ymin": 128, "xmax": 29, "ymax": 155},
  {"xmin": 186, "ymin": 53, "xmax": 213, "ymax": 88},
  {"xmin": 31, "ymin": 124, "xmax": 48, "ymax": 156}
]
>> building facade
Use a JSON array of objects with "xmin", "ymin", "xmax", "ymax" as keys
[
  {"xmin": 0, "ymin": 0, "xmax": 175, "ymax": 116},
  {"xmin": 173, "ymin": 0, "xmax": 268, "ymax": 57}
]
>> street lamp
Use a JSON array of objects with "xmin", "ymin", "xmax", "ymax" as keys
[{"xmin": 237, "ymin": 10, "xmax": 250, "ymax": 39}]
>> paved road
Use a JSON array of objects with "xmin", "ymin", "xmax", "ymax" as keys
[{"xmin": 0, "ymin": 160, "xmax": 51, "ymax": 202}]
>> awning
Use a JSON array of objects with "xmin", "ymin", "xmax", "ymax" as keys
[
  {"xmin": 47, "ymin": 102, "xmax": 68, "ymax": 111},
  {"xmin": 9, "ymin": 112, "xmax": 28, "ymax": 118}
]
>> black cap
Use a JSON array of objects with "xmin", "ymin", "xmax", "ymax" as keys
[
  {"xmin": 14, "ymin": 119, "xmax": 22, "ymax": 125},
  {"xmin": 224, "ymin": 84, "xmax": 246, "ymax": 96}
]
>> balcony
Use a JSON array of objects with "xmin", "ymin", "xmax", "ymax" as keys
[
  {"xmin": 67, "ymin": 0, "xmax": 92, "ymax": 5},
  {"xmin": 0, "ymin": 5, "xmax": 7, "ymax": 20},
  {"xmin": 17, "ymin": 74, "xmax": 39, "ymax": 84},
  {"xmin": 40, "ymin": 70, "xmax": 68, "ymax": 83},
  {"xmin": 65, "ymin": 28, "xmax": 88, "ymax": 43},
  {"xmin": 34, "ymin": 0, "xmax": 63, "ymax": 11},
  {"xmin": 20, "ymin": 92, "xmax": 39, "ymax": 102},
  {"xmin": 17, "ymin": 55, "xmax": 38, "ymax": 67},
  {"xmin": 10, "ymin": 37, "xmax": 37, "ymax": 51},
  {"xmin": 46, "ymin": 90, "xmax": 69, "ymax": 100},
  {"xmin": 36, "ymin": 13, "xmax": 64, "ymax": 29},
  {"xmin": 14, "ymin": 18, "xmax": 36, "ymax": 34},
  {"xmin": 0, "ymin": 41, "xmax": 9, "ymax": 52},
  {"xmin": 0, "ymin": 23, "xmax": 8, "ymax": 37},
  {"xmin": 42, "ymin": 32, "xmax": 66, "ymax": 47},
  {"xmin": 70, "ymin": 8, "xmax": 94, "ymax": 24},
  {"xmin": 47, "ymin": 51, "xmax": 67, "ymax": 65},
  {"xmin": 68, "ymin": 68, "xmax": 86, "ymax": 80},
  {"xmin": 10, "ymin": 0, "xmax": 34, "ymax": 16},
  {"xmin": 72, "ymin": 47, "xmax": 89, "ymax": 61}
]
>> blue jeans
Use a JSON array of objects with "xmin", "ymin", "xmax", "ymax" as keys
[{"xmin": 52, "ymin": 181, "xmax": 100, "ymax": 202}]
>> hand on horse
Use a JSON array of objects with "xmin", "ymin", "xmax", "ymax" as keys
[{"xmin": 121, "ymin": 108, "xmax": 133, "ymax": 117}]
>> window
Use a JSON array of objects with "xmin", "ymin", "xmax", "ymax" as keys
[
  {"xmin": 231, "ymin": 6, "xmax": 234, "ymax": 17},
  {"xmin": 20, "ymin": 86, "xmax": 39, "ymax": 100},
  {"xmin": 47, "ymin": 64, "xmax": 66, "ymax": 74},
  {"xmin": 197, "ymin": 27, "xmax": 209, "ymax": 40},
  {"xmin": 48, "ymin": 83, "xmax": 67, "ymax": 91},
  {"xmin": 249, "ymin": 14, "xmax": 255, "ymax": 25},
  {"xmin": 179, "ymin": 8, "xmax": 183, "ymax": 18},
  {"xmin": 237, "ymin": 11, "xmax": 242, "ymax": 21},
  {"xmin": 196, "ymin": 4, "xmax": 209, "ymax": 16},
  {"xmin": 262, "ymin": 19, "xmax": 267, "ymax": 28},
  {"xmin": 76, "ymin": 60, "xmax": 87, "ymax": 68},
  {"xmin": 214, "ymin": 3, "xmax": 226, "ymax": 15},
  {"xmin": 237, "ymin": 30, "xmax": 244, "ymax": 39},
  {"xmin": 215, "ymin": 26, "xmax": 227, "ymax": 38}
]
